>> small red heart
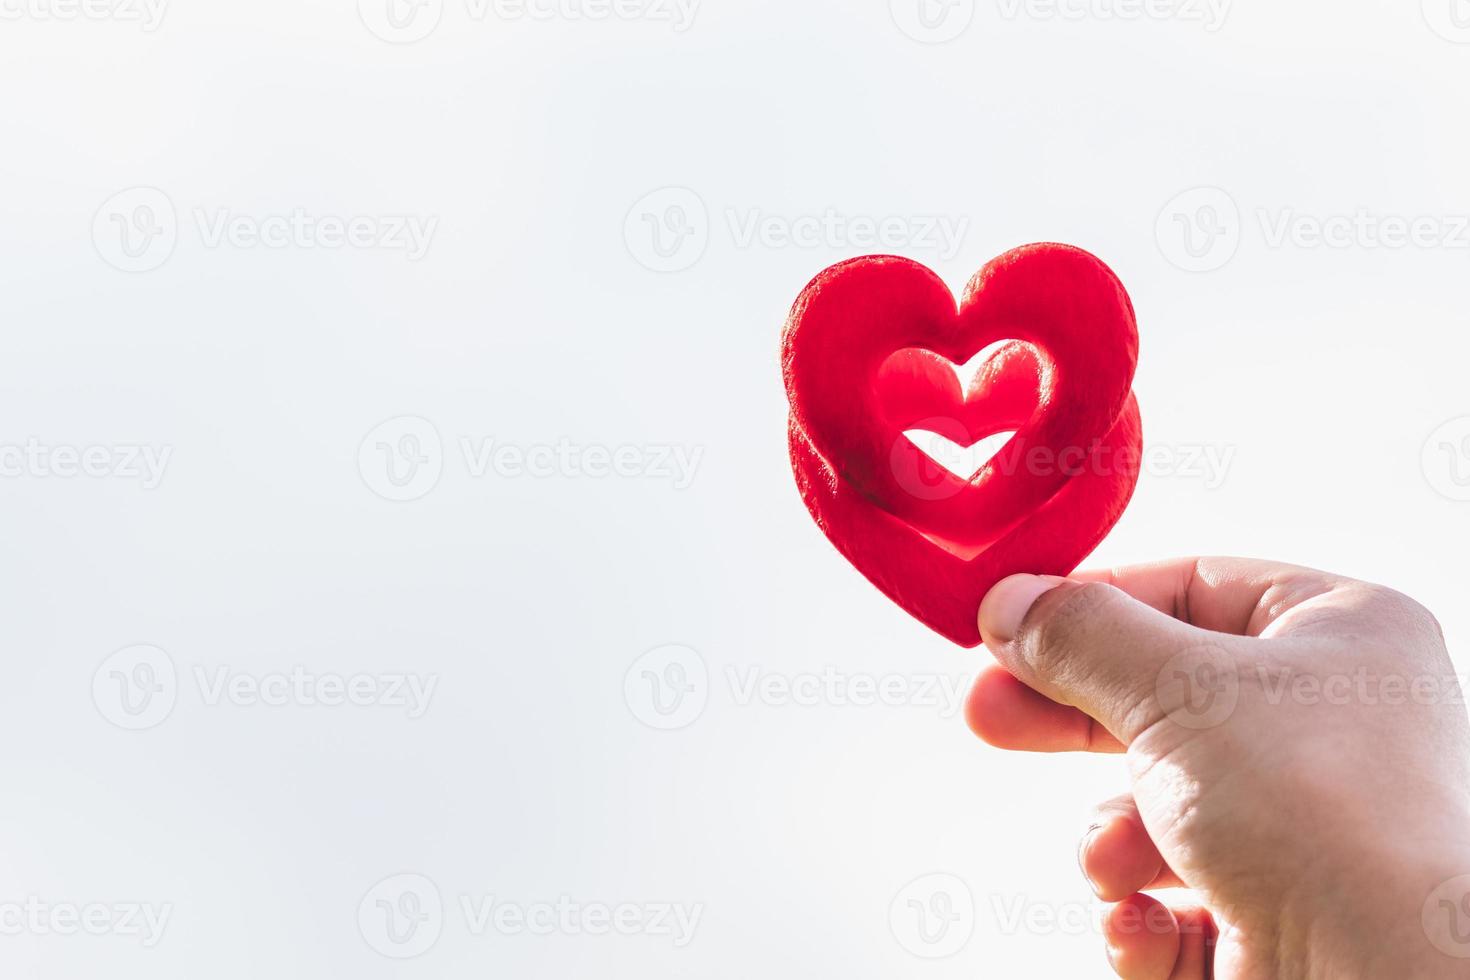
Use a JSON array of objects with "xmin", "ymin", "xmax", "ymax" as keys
[{"xmin": 783, "ymin": 243, "xmax": 1143, "ymax": 647}]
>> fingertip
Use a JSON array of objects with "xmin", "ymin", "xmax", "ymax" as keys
[
  {"xmin": 1079, "ymin": 813, "xmax": 1166, "ymax": 902},
  {"xmin": 1104, "ymin": 894, "xmax": 1179, "ymax": 980},
  {"xmin": 963, "ymin": 664, "xmax": 1015, "ymax": 743},
  {"xmin": 965, "ymin": 664, "xmax": 1125, "ymax": 753},
  {"xmin": 1168, "ymin": 905, "xmax": 1219, "ymax": 977},
  {"xmin": 964, "ymin": 665, "xmax": 1046, "ymax": 747},
  {"xmin": 978, "ymin": 573, "xmax": 1068, "ymax": 647}
]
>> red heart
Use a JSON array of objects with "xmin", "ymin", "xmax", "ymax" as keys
[{"xmin": 783, "ymin": 243, "xmax": 1143, "ymax": 647}]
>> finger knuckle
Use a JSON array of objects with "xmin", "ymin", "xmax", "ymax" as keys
[
  {"xmin": 1021, "ymin": 582, "xmax": 1122, "ymax": 675},
  {"xmin": 1358, "ymin": 583, "xmax": 1447, "ymax": 649}
]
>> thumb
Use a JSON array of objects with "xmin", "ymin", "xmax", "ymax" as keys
[{"xmin": 978, "ymin": 574, "xmax": 1238, "ymax": 744}]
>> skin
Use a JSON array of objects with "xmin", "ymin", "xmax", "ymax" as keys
[{"xmin": 969, "ymin": 557, "xmax": 1470, "ymax": 979}]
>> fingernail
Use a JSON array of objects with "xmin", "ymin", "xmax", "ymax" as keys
[
  {"xmin": 979, "ymin": 574, "xmax": 1067, "ymax": 645},
  {"xmin": 1078, "ymin": 824, "xmax": 1104, "ymax": 896},
  {"xmin": 1104, "ymin": 938, "xmax": 1123, "ymax": 972}
]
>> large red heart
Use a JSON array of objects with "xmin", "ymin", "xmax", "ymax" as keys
[{"xmin": 783, "ymin": 243, "xmax": 1143, "ymax": 647}]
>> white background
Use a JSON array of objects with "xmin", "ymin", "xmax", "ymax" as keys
[{"xmin": 2, "ymin": 0, "xmax": 1470, "ymax": 975}]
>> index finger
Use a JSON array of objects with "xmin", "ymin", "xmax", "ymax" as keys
[{"xmin": 1071, "ymin": 556, "xmax": 1346, "ymax": 637}]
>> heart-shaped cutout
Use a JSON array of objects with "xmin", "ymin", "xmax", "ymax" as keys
[
  {"xmin": 783, "ymin": 243, "xmax": 1143, "ymax": 646},
  {"xmin": 902, "ymin": 429, "xmax": 1018, "ymax": 482},
  {"xmin": 875, "ymin": 340, "xmax": 1043, "ymax": 506}
]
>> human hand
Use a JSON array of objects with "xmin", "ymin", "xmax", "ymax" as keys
[{"xmin": 968, "ymin": 557, "xmax": 1470, "ymax": 979}]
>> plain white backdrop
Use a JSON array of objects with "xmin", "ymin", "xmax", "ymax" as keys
[{"xmin": 2, "ymin": 0, "xmax": 1470, "ymax": 975}]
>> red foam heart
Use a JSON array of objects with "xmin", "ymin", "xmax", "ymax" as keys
[{"xmin": 783, "ymin": 243, "xmax": 1143, "ymax": 647}]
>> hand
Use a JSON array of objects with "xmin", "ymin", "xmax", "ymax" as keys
[{"xmin": 968, "ymin": 557, "xmax": 1470, "ymax": 979}]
